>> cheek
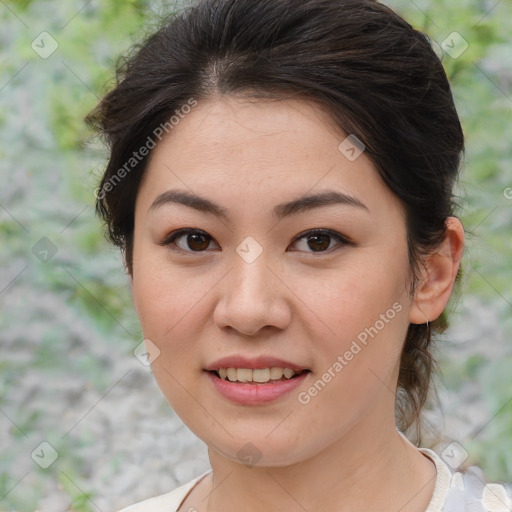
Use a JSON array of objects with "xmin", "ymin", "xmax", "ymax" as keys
[
  {"xmin": 316, "ymin": 258, "xmax": 409, "ymax": 339},
  {"xmin": 130, "ymin": 254, "xmax": 209, "ymax": 414},
  {"xmin": 310, "ymin": 256, "xmax": 411, "ymax": 390},
  {"xmin": 132, "ymin": 270, "xmax": 206, "ymax": 347},
  {"xmin": 130, "ymin": 244, "xmax": 221, "ymax": 384},
  {"xmin": 132, "ymin": 242, "xmax": 198, "ymax": 334}
]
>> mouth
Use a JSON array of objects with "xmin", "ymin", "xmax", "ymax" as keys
[{"xmin": 207, "ymin": 367, "xmax": 311, "ymax": 384}]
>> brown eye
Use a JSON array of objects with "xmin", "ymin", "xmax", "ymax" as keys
[
  {"xmin": 290, "ymin": 229, "xmax": 351, "ymax": 253},
  {"xmin": 306, "ymin": 233, "xmax": 331, "ymax": 251},
  {"xmin": 160, "ymin": 229, "xmax": 217, "ymax": 252}
]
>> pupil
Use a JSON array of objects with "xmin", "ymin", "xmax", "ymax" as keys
[
  {"xmin": 308, "ymin": 234, "xmax": 330, "ymax": 251},
  {"xmin": 188, "ymin": 233, "xmax": 209, "ymax": 251}
]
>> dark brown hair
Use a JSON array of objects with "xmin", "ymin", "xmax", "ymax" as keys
[{"xmin": 86, "ymin": 0, "xmax": 464, "ymax": 438}]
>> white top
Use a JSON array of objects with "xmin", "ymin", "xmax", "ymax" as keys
[{"xmin": 118, "ymin": 449, "xmax": 512, "ymax": 512}]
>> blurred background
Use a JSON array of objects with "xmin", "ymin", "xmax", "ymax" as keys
[{"xmin": 0, "ymin": 0, "xmax": 511, "ymax": 510}]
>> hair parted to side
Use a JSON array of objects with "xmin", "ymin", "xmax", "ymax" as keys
[{"xmin": 86, "ymin": 0, "xmax": 464, "ymax": 439}]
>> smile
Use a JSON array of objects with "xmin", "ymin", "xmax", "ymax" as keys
[
  {"xmin": 211, "ymin": 367, "xmax": 308, "ymax": 384},
  {"xmin": 205, "ymin": 368, "xmax": 311, "ymax": 405}
]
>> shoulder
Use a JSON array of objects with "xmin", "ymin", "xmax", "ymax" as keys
[
  {"xmin": 117, "ymin": 470, "xmax": 212, "ymax": 512},
  {"xmin": 420, "ymin": 448, "xmax": 512, "ymax": 512}
]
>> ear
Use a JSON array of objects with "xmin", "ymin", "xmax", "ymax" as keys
[{"xmin": 409, "ymin": 217, "xmax": 465, "ymax": 324}]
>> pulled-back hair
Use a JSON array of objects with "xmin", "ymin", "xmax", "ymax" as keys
[{"xmin": 86, "ymin": 0, "xmax": 464, "ymax": 438}]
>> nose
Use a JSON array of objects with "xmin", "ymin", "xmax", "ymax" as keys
[{"xmin": 213, "ymin": 251, "xmax": 292, "ymax": 337}]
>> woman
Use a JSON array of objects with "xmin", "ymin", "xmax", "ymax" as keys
[{"xmin": 87, "ymin": 0, "xmax": 512, "ymax": 510}]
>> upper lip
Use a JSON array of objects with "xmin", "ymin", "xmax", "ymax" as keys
[{"xmin": 205, "ymin": 356, "xmax": 309, "ymax": 372}]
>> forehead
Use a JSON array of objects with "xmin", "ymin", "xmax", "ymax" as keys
[
  {"xmin": 153, "ymin": 96, "xmax": 347, "ymax": 168},
  {"xmin": 136, "ymin": 96, "xmax": 398, "ymax": 216}
]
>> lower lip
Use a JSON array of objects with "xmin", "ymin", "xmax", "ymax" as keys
[{"xmin": 205, "ymin": 371, "xmax": 309, "ymax": 405}]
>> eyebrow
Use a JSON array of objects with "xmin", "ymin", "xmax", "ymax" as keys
[{"xmin": 149, "ymin": 189, "xmax": 369, "ymax": 219}]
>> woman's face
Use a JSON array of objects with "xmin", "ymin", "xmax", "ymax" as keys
[{"xmin": 131, "ymin": 96, "xmax": 416, "ymax": 466}]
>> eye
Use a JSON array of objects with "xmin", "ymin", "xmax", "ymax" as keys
[
  {"xmin": 159, "ymin": 228, "xmax": 352, "ymax": 255},
  {"xmin": 159, "ymin": 228, "xmax": 218, "ymax": 253},
  {"xmin": 289, "ymin": 229, "xmax": 352, "ymax": 253}
]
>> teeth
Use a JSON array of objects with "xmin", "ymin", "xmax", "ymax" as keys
[
  {"xmin": 253, "ymin": 368, "xmax": 270, "ymax": 382},
  {"xmin": 227, "ymin": 368, "xmax": 237, "ymax": 381},
  {"xmin": 237, "ymin": 368, "xmax": 252, "ymax": 382},
  {"xmin": 217, "ymin": 367, "xmax": 300, "ymax": 383},
  {"xmin": 270, "ymin": 367, "xmax": 283, "ymax": 380},
  {"xmin": 283, "ymin": 368, "xmax": 295, "ymax": 379}
]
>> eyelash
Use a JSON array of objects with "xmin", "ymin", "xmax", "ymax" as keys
[{"xmin": 158, "ymin": 228, "xmax": 353, "ymax": 255}]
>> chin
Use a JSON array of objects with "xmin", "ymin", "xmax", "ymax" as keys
[{"xmin": 202, "ymin": 429, "xmax": 319, "ymax": 468}]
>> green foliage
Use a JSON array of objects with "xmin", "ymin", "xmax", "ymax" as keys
[
  {"xmin": 467, "ymin": 355, "xmax": 512, "ymax": 480},
  {"xmin": 58, "ymin": 470, "xmax": 96, "ymax": 512}
]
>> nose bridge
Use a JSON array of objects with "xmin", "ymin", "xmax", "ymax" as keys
[
  {"xmin": 230, "ymin": 243, "xmax": 274, "ymax": 305},
  {"xmin": 213, "ymin": 240, "xmax": 290, "ymax": 335},
  {"xmin": 230, "ymin": 233, "xmax": 272, "ymax": 294}
]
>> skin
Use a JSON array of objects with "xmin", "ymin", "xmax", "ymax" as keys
[{"xmin": 130, "ymin": 95, "xmax": 465, "ymax": 512}]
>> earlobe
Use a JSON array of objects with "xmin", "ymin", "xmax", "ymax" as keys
[{"xmin": 409, "ymin": 217, "xmax": 465, "ymax": 325}]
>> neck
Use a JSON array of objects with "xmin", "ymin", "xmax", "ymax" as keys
[{"xmin": 201, "ymin": 418, "xmax": 436, "ymax": 512}]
